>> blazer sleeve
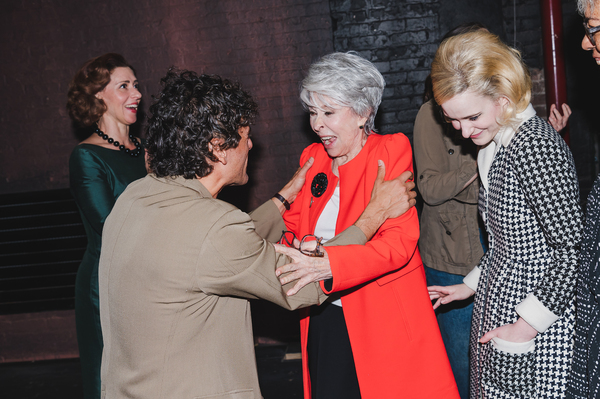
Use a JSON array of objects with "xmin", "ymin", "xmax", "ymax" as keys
[
  {"xmin": 69, "ymin": 147, "xmax": 115, "ymax": 235},
  {"xmin": 512, "ymin": 127, "xmax": 582, "ymax": 330},
  {"xmin": 250, "ymin": 199, "xmax": 286, "ymax": 243},
  {"xmin": 323, "ymin": 134, "xmax": 422, "ymax": 293},
  {"xmin": 198, "ymin": 207, "xmax": 328, "ymax": 309},
  {"xmin": 413, "ymin": 101, "xmax": 478, "ymax": 206}
]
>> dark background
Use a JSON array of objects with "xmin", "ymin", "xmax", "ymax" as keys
[
  {"xmin": 1, "ymin": 0, "xmax": 599, "ymax": 363},
  {"xmin": 1, "ymin": 0, "xmax": 598, "ymax": 208}
]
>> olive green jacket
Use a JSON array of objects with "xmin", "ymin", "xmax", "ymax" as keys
[{"xmin": 413, "ymin": 100, "xmax": 484, "ymax": 276}]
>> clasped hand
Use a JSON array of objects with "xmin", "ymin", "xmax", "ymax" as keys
[
  {"xmin": 274, "ymin": 244, "xmax": 332, "ymax": 296},
  {"xmin": 427, "ymin": 283, "xmax": 474, "ymax": 310}
]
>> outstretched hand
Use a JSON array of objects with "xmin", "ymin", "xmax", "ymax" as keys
[
  {"xmin": 274, "ymin": 243, "xmax": 332, "ymax": 296},
  {"xmin": 548, "ymin": 103, "xmax": 571, "ymax": 132},
  {"xmin": 428, "ymin": 283, "xmax": 475, "ymax": 310}
]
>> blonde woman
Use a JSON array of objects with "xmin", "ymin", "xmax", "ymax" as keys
[{"xmin": 427, "ymin": 30, "xmax": 582, "ymax": 398}]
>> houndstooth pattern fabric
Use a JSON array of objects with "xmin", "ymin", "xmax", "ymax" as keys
[
  {"xmin": 567, "ymin": 176, "xmax": 600, "ymax": 399},
  {"xmin": 471, "ymin": 116, "xmax": 582, "ymax": 399}
]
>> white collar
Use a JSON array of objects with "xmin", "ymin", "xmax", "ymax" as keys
[
  {"xmin": 478, "ymin": 104, "xmax": 536, "ymax": 191},
  {"xmin": 493, "ymin": 103, "xmax": 536, "ymax": 148}
]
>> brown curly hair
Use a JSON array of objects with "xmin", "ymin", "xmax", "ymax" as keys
[
  {"xmin": 146, "ymin": 69, "xmax": 258, "ymax": 179},
  {"xmin": 66, "ymin": 53, "xmax": 136, "ymax": 126}
]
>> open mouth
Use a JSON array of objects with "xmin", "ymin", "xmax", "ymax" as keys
[
  {"xmin": 125, "ymin": 104, "xmax": 139, "ymax": 112},
  {"xmin": 320, "ymin": 136, "xmax": 335, "ymax": 145}
]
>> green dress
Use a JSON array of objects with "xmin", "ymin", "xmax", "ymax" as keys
[{"xmin": 69, "ymin": 143, "xmax": 147, "ymax": 399}]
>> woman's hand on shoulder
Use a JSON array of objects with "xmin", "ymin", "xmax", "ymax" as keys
[
  {"xmin": 371, "ymin": 160, "xmax": 416, "ymax": 220},
  {"xmin": 428, "ymin": 283, "xmax": 475, "ymax": 310},
  {"xmin": 353, "ymin": 160, "xmax": 416, "ymax": 240},
  {"xmin": 273, "ymin": 157, "xmax": 314, "ymax": 214}
]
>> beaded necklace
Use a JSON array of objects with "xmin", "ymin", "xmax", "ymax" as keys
[{"xmin": 95, "ymin": 125, "xmax": 142, "ymax": 157}]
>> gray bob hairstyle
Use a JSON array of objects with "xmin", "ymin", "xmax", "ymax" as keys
[{"xmin": 300, "ymin": 52, "xmax": 385, "ymax": 135}]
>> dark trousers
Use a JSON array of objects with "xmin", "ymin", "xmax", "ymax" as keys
[{"xmin": 307, "ymin": 302, "xmax": 361, "ymax": 399}]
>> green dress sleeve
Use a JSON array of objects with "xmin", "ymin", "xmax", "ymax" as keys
[
  {"xmin": 69, "ymin": 143, "xmax": 147, "ymax": 236},
  {"xmin": 69, "ymin": 146, "xmax": 117, "ymax": 235}
]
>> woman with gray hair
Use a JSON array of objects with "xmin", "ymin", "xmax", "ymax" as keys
[{"xmin": 274, "ymin": 52, "xmax": 458, "ymax": 398}]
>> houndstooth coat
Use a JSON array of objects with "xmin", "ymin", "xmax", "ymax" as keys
[{"xmin": 470, "ymin": 115, "xmax": 582, "ymax": 399}]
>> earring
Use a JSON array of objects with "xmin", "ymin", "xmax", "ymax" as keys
[{"xmin": 359, "ymin": 125, "xmax": 364, "ymax": 129}]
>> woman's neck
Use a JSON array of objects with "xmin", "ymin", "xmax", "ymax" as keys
[
  {"xmin": 97, "ymin": 116, "xmax": 131, "ymax": 142},
  {"xmin": 331, "ymin": 133, "xmax": 368, "ymax": 176}
]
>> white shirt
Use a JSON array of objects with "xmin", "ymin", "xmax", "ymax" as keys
[{"xmin": 314, "ymin": 186, "xmax": 342, "ymax": 306}]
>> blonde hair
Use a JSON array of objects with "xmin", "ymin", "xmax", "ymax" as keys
[{"xmin": 431, "ymin": 30, "xmax": 531, "ymax": 126}]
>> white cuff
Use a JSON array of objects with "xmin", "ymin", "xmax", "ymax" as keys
[
  {"xmin": 463, "ymin": 267, "xmax": 481, "ymax": 292},
  {"xmin": 491, "ymin": 337, "xmax": 535, "ymax": 354},
  {"xmin": 515, "ymin": 293, "xmax": 559, "ymax": 333}
]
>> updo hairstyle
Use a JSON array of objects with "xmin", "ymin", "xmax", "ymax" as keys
[{"xmin": 431, "ymin": 30, "xmax": 531, "ymax": 126}]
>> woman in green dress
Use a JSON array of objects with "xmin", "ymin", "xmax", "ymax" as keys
[{"xmin": 67, "ymin": 53, "xmax": 147, "ymax": 399}]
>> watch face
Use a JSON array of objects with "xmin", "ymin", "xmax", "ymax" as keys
[{"xmin": 311, "ymin": 173, "xmax": 328, "ymax": 197}]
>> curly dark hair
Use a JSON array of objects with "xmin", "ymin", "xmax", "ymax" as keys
[
  {"xmin": 66, "ymin": 53, "xmax": 136, "ymax": 126},
  {"xmin": 146, "ymin": 69, "xmax": 258, "ymax": 179}
]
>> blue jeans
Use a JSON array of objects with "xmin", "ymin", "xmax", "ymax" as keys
[{"xmin": 425, "ymin": 266, "xmax": 473, "ymax": 399}]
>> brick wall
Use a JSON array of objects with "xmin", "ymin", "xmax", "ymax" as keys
[
  {"xmin": 326, "ymin": 0, "xmax": 550, "ymax": 139},
  {"xmin": 329, "ymin": 0, "xmax": 441, "ymax": 137},
  {"xmin": 501, "ymin": 0, "xmax": 544, "ymax": 68},
  {"xmin": 0, "ymin": 0, "xmax": 334, "ymax": 211},
  {"xmin": 2, "ymin": 0, "xmax": 596, "ymax": 200},
  {"xmin": 329, "ymin": 0, "xmax": 597, "ymax": 197}
]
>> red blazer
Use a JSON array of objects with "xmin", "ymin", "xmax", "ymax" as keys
[{"xmin": 284, "ymin": 133, "xmax": 459, "ymax": 399}]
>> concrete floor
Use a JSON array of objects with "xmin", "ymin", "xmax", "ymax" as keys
[{"xmin": 0, "ymin": 343, "xmax": 303, "ymax": 399}]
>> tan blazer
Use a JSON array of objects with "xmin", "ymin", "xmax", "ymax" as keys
[{"xmin": 99, "ymin": 175, "xmax": 362, "ymax": 398}]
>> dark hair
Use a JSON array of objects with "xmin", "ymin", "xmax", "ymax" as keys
[
  {"xmin": 66, "ymin": 53, "xmax": 136, "ymax": 126},
  {"xmin": 146, "ymin": 69, "xmax": 258, "ymax": 179},
  {"xmin": 423, "ymin": 22, "xmax": 488, "ymax": 102}
]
